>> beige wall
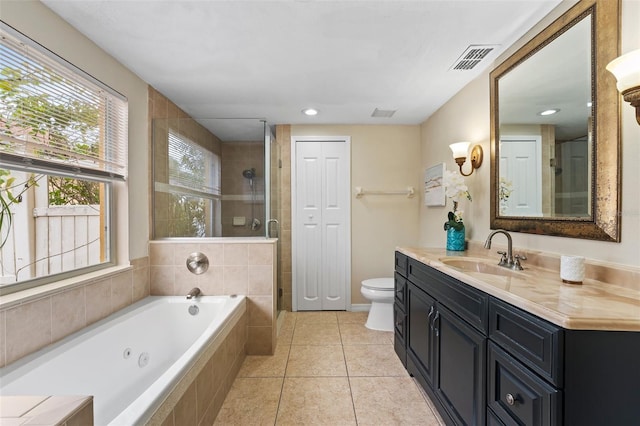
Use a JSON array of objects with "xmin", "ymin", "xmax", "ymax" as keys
[
  {"xmin": 291, "ymin": 125, "xmax": 422, "ymax": 305},
  {"xmin": 419, "ymin": 0, "xmax": 640, "ymax": 268},
  {"xmin": 1, "ymin": 0, "xmax": 150, "ymax": 261}
]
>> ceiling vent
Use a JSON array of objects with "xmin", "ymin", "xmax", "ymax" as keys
[
  {"xmin": 371, "ymin": 108, "xmax": 397, "ymax": 118},
  {"xmin": 450, "ymin": 45, "xmax": 499, "ymax": 71}
]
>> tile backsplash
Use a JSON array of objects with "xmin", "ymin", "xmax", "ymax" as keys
[
  {"xmin": 149, "ymin": 239, "xmax": 277, "ymax": 355},
  {"xmin": 0, "ymin": 238, "xmax": 277, "ymax": 369},
  {"xmin": 0, "ymin": 258, "xmax": 149, "ymax": 368}
]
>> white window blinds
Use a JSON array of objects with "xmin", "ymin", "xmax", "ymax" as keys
[
  {"xmin": 168, "ymin": 130, "xmax": 220, "ymax": 195},
  {"xmin": 0, "ymin": 23, "xmax": 127, "ymax": 180}
]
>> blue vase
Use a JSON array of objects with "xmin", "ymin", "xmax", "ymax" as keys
[{"xmin": 446, "ymin": 225, "xmax": 465, "ymax": 251}]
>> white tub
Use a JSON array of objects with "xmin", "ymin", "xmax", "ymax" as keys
[{"xmin": 0, "ymin": 295, "xmax": 246, "ymax": 425}]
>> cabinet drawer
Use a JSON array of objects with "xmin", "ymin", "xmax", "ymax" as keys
[
  {"xmin": 394, "ymin": 273, "xmax": 406, "ymax": 305},
  {"xmin": 488, "ymin": 342, "xmax": 561, "ymax": 426},
  {"xmin": 487, "ymin": 408, "xmax": 506, "ymax": 426},
  {"xmin": 409, "ymin": 259, "xmax": 488, "ymax": 334},
  {"xmin": 395, "ymin": 251, "xmax": 408, "ymax": 277},
  {"xmin": 489, "ymin": 298, "xmax": 563, "ymax": 386}
]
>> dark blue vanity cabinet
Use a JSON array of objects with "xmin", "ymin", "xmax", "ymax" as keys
[
  {"xmin": 394, "ymin": 251, "xmax": 640, "ymax": 426},
  {"xmin": 396, "ymin": 252, "xmax": 487, "ymax": 425}
]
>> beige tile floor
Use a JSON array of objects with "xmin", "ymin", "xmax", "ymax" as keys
[{"xmin": 214, "ymin": 311, "xmax": 445, "ymax": 425}]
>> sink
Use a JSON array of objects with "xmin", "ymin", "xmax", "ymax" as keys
[{"xmin": 439, "ymin": 257, "xmax": 522, "ymax": 277}]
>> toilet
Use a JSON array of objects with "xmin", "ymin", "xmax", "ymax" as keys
[{"xmin": 361, "ymin": 278, "xmax": 395, "ymax": 331}]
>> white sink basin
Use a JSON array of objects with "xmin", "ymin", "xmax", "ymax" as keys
[{"xmin": 439, "ymin": 257, "xmax": 522, "ymax": 277}]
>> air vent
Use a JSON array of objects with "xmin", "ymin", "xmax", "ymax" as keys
[
  {"xmin": 450, "ymin": 45, "xmax": 499, "ymax": 71},
  {"xmin": 371, "ymin": 108, "xmax": 397, "ymax": 118}
]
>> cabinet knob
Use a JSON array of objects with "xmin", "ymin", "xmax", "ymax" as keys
[{"xmin": 505, "ymin": 393, "xmax": 516, "ymax": 406}]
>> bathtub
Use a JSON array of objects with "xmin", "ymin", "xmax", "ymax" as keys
[{"xmin": 0, "ymin": 295, "xmax": 246, "ymax": 425}]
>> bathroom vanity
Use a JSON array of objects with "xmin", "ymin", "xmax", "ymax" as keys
[{"xmin": 394, "ymin": 248, "xmax": 640, "ymax": 426}]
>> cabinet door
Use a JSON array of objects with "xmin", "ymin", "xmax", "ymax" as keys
[
  {"xmin": 407, "ymin": 282, "xmax": 437, "ymax": 387},
  {"xmin": 394, "ymin": 302, "xmax": 407, "ymax": 366},
  {"xmin": 434, "ymin": 303, "xmax": 486, "ymax": 426}
]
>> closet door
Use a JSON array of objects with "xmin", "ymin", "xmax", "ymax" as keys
[{"xmin": 293, "ymin": 137, "xmax": 350, "ymax": 311}]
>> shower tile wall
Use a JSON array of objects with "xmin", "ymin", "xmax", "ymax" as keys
[
  {"xmin": 275, "ymin": 125, "xmax": 292, "ymax": 312},
  {"xmin": 149, "ymin": 240, "xmax": 277, "ymax": 355},
  {"xmin": 0, "ymin": 257, "xmax": 150, "ymax": 367},
  {"xmin": 221, "ymin": 142, "xmax": 265, "ymax": 237}
]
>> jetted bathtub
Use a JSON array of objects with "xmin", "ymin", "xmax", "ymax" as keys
[{"xmin": 0, "ymin": 295, "xmax": 246, "ymax": 425}]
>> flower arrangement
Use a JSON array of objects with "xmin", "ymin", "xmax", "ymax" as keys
[
  {"xmin": 442, "ymin": 170, "xmax": 472, "ymax": 232},
  {"xmin": 498, "ymin": 177, "xmax": 513, "ymax": 215},
  {"xmin": 499, "ymin": 177, "xmax": 513, "ymax": 203}
]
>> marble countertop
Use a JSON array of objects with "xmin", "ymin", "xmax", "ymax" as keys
[
  {"xmin": 397, "ymin": 246, "xmax": 640, "ymax": 332},
  {"xmin": 0, "ymin": 395, "xmax": 93, "ymax": 425}
]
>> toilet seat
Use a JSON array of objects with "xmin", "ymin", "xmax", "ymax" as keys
[{"xmin": 362, "ymin": 278, "xmax": 394, "ymax": 290}]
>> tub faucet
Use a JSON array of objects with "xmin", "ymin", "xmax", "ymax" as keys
[
  {"xmin": 186, "ymin": 287, "xmax": 202, "ymax": 300},
  {"xmin": 484, "ymin": 229, "xmax": 526, "ymax": 270}
]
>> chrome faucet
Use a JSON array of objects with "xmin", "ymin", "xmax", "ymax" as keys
[
  {"xmin": 186, "ymin": 287, "xmax": 202, "ymax": 300},
  {"xmin": 484, "ymin": 229, "xmax": 526, "ymax": 270}
]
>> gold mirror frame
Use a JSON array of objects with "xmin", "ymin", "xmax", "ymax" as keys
[{"xmin": 490, "ymin": 0, "xmax": 621, "ymax": 242}]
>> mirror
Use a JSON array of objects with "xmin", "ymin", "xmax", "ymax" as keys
[{"xmin": 490, "ymin": 0, "xmax": 621, "ymax": 241}]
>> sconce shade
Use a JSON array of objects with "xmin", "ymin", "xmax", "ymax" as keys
[
  {"xmin": 606, "ymin": 49, "xmax": 640, "ymax": 125},
  {"xmin": 449, "ymin": 142, "xmax": 471, "ymax": 159},
  {"xmin": 449, "ymin": 142, "xmax": 482, "ymax": 176},
  {"xmin": 606, "ymin": 49, "xmax": 640, "ymax": 92}
]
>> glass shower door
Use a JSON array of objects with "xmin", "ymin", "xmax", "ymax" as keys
[{"xmin": 264, "ymin": 122, "xmax": 282, "ymax": 313}]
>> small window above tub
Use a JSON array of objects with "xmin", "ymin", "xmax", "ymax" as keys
[{"xmin": 153, "ymin": 128, "xmax": 222, "ymax": 238}]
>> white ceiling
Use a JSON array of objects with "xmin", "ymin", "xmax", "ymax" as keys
[{"xmin": 41, "ymin": 0, "xmax": 562, "ymax": 141}]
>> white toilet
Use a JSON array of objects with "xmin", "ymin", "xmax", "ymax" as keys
[{"xmin": 361, "ymin": 278, "xmax": 395, "ymax": 331}]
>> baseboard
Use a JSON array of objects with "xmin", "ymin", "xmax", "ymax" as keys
[{"xmin": 350, "ymin": 304, "xmax": 371, "ymax": 312}]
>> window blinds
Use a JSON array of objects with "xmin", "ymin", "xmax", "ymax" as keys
[
  {"xmin": 168, "ymin": 130, "xmax": 220, "ymax": 195},
  {"xmin": 0, "ymin": 23, "xmax": 128, "ymax": 180}
]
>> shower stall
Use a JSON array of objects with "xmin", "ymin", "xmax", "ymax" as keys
[
  {"xmin": 152, "ymin": 118, "xmax": 283, "ymax": 310},
  {"xmin": 152, "ymin": 118, "xmax": 279, "ymax": 238}
]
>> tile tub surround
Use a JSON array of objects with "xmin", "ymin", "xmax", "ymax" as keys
[
  {"xmin": 0, "ymin": 257, "xmax": 149, "ymax": 368},
  {"xmin": 149, "ymin": 239, "xmax": 277, "ymax": 355},
  {"xmin": 397, "ymin": 244, "xmax": 640, "ymax": 331},
  {"xmin": 215, "ymin": 311, "xmax": 445, "ymax": 425},
  {"xmin": 0, "ymin": 395, "xmax": 93, "ymax": 426},
  {"xmin": 149, "ymin": 305, "xmax": 247, "ymax": 426}
]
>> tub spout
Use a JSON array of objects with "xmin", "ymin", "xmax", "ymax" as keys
[{"xmin": 186, "ymin": 287, "xmax": 202, "ymax": 300}]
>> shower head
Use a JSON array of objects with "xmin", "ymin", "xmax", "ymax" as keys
[{"xmin": 242, "ymin": 168, "xmax": 256, "ymax": 179}]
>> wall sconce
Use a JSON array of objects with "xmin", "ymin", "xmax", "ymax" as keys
[
  {"xmin": 449, "ymin": 141, "xmax": 483, "ymax": 176},
  {"xmin": 606, "ymin": 49, "xmax": 640, "ymax": 125}
]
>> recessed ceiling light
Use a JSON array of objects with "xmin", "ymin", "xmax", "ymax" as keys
[
  {"xmin": 302, "ymin": 108, "xmax": 318, "ymax": 116},
  {"xmin": 538, "ymin": 108, "xmax": 560, "ymax": 116},
  {"xmin": 587, "ymin": 102, "xmax": 593, "ymax": 107}
]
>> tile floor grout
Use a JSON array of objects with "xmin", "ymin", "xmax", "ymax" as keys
[{"xmin": 214, "ymin": 311, "xmax": 445, "ymax": 425}]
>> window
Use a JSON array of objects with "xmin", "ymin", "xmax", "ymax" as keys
[
  {"xmin": 153, "ymin": 130, "xmax": 221, "ymax": 238},
  {"xmin": 0, "ymin": 23, "xmax": 128, "ymax": 294}
]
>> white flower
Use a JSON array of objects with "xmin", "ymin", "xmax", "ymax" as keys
[
  {"xmin": 443, "ymin": 170, "xmax": 472, "ymax": 204},
  {"xmin": 499, "ymin": 177, "xmax": 513, "ymax": 202}
]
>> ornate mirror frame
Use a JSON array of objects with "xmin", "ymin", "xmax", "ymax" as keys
[{"xmin": 490, "ymin": 0, "xmax": 621, "ymax": 242}]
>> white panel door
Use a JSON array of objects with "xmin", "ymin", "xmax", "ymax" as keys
[
  {"xmin": 500, "ymin": 136, "xmax": 542, "ymax": 217},
  {"xmin": 293, "ymin": 137, "xmax": 350, "ymax": 311},
  {"xmin": 556, "ymin": 139, "xmax": 589, "ymax": 216}
]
